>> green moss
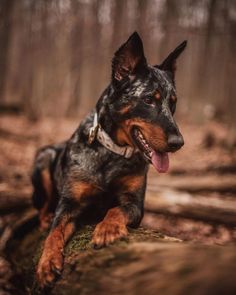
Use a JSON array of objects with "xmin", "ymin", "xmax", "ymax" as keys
[
  {"xmin": 65, "ymin": 226, "xmax": 169, "ymax": 258},
  {"xmin": 128, "ymin": 227, "xmax": 165, "ymax": 242},
  {"xmin": 65, "ymin": 225, "xmax": 93, "ymax": 255}
]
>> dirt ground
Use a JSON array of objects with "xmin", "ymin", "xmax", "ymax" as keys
[{"xmin": 0, "ymin": 114, "xmax": 236, "ymax": 246}]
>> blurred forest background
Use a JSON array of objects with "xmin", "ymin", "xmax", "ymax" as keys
[
  {"xmin": 1, "ymin": 1, "xmax": 236, "ymax": 294},
  {"xmin": 0, "ymin": 0, "xmax": 236, "ymax": 243},
  {"xmin": 0, "ymin": 0, "xmax": 236, "ymax": 132}
]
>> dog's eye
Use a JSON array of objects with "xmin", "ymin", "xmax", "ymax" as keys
[{"xmin": 143, "ymin": 96, "xmax": 154, "ymax": 105}]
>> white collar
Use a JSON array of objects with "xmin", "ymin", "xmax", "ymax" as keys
[{"xmin": 88, "ymin": 112, "xmax": 136, "ymax": 158}]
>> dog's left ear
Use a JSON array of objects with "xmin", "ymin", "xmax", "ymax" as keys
[
  {"xmin": 112, "ymin": 32, "xmax": 147, "ymax": 86},
  {"xmin": 157, "ymin": 40, "xmax": 187, "ymax": 78}
]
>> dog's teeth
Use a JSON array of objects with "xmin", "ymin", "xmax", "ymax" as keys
[{"xmin": 134, "ymin": 129, "xmax": 152, "ymax": 158}]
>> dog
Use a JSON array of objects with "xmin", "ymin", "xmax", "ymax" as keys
[{"xmin": 32, "ymin": 32, "xmax": 187, "ymax": 287}]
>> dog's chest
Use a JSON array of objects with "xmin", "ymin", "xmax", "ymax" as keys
[{"xmin": 69, "ymin": 142, "xmax": 147, "ymax": 189}]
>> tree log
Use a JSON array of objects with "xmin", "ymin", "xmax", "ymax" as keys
[
  {"xmin": 3, "ymin": 222, "xmax": 236, "ymax": 295},
  {"xmin": 145, "ymin": 188, "xmax": 236, "ymax": 226},
  {"xmin": 147, "ymin": 174, "xmax": 236, "ymax": 194}
]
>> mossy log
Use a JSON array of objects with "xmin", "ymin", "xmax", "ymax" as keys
[{"xmin": 5, "ymin": 222, "xmax": 236, "ymax": 295}]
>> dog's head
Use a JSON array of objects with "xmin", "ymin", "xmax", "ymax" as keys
[{"xmin": 103, "ymin": 32, "xmax": 187, "ymax": 173}]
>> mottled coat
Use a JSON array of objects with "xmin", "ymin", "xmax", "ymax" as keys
[{"xmin": 33, "ymin": 32, "xmax": 187, "ymax": 287}]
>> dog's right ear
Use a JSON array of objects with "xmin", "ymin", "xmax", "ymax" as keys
[{"xmin": 112, "ymin": 32, "xmax": 147, "ymax": 86}]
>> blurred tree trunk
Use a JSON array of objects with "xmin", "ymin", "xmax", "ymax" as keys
[
  {"xmin": 0, "ymin": 0, "xmax": 15, "ymax": 102},
  {"xmin": 66, "ymin": 0, "xmax": 84, "ymax": 116},
  {"xmin": 228, "ymin": 13, "xmax": 236, "ymax": 138}
]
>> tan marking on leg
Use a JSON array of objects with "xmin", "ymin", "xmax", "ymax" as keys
[
  {"xmin": 36, "ymin": 216, "xmax": 75, "ymax": 287},
  {"xmin": 92, "ymin": 207, "xmax": 128, "ymax": 247},
  {"xmin": 64, "ymin": 221, "xmax": 75, "ymax": 241},
  {"xmin": 39, "ymin": 169, "xmax": 54, "ymax": 230},
  {"xmin": 41, "ymin": 168, "xmax": 52, "ymax": 197}
]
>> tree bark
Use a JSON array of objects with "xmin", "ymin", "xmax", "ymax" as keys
[{"xmin": 4, "ymin": 218, "xmax": 236, "ymax": 295}]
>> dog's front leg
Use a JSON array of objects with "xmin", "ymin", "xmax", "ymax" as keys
[
  {"xmin": 36, "ymin": 179, "xmax": 100, "ymax": 287},
  {"xmin": 92, "ymin": 174, "xmax": 146, "ymax": 247},
  {"xmin": 92, "ymin": 198, "xmax": 144, "ymax": 247},
  {"xmin": 92, "ymin": 206, "xmax": 128, "ymax": 247},
  {"xmin": 36, "ymin": 208, "xmax": 76, "ymax": 288},
  {"xmin": 91, "ymin": 201, "xmax": 144, "ymax": 247}
]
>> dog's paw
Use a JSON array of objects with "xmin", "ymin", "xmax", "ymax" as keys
[
  {"xmin": 36, "ymin": 250, "xmax": 63, "ymax": 288},
  {"xmin": 92, "ymin": 220, "xmax": 128, "ymax": 248}
]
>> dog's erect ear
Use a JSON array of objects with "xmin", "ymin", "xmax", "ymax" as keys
[
  {"xmin": 112, "ymin": 32, "xmax": 147, "ymax": 85},
  {"xmin": 157, "ymin": 40, "xmax": 187, "ymax": 77}
]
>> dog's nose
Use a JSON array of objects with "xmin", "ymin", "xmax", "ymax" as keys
[{"xmin": 167, "ymin": 134, "xmax": 184, "ymax": 152}]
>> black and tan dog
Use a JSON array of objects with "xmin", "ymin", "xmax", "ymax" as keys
[{"xmin": 32, "ymin": 32, "xmax": 187, "ymax": 287}]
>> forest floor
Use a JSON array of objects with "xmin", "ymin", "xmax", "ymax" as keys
[{"xmin": 1, "ymin": 114, "xmax": 236, "ymax": 294}]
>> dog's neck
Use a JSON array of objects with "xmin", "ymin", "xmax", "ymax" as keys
[
  {"xmin": 99, "ymin": 109, "xmax": 129, "ymax": 147},
  {"xmin": 95, "ymin": 86, "xmax": 132, "ymax": 147}
]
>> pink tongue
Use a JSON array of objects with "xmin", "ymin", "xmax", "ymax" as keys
[{"xmin": 151, "ymin": 152, "xmax": 169, "ymax": 173}]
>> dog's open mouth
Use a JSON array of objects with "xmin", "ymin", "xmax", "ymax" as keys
[{"xmin": 131, "ymin": 128, "xmax": 169, "ymax": 173}]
